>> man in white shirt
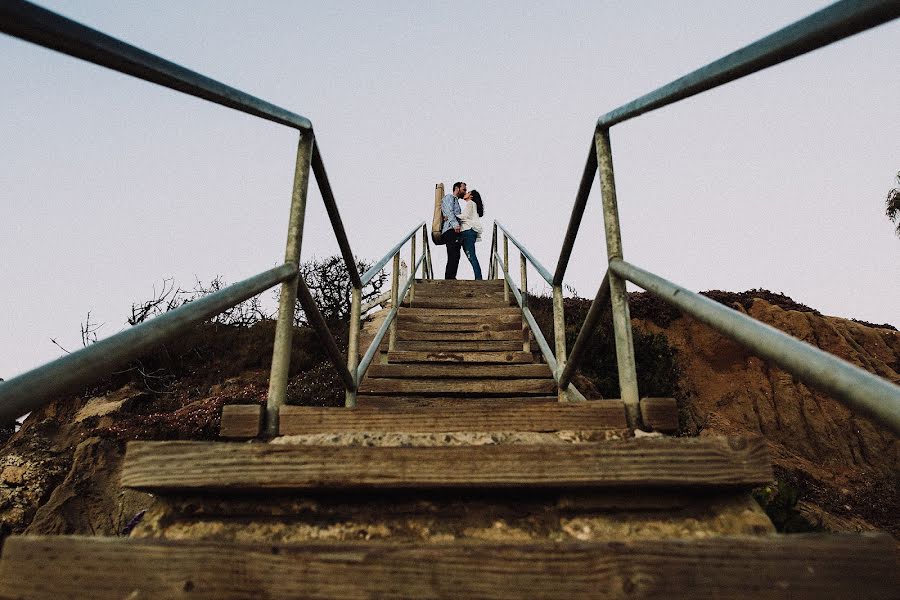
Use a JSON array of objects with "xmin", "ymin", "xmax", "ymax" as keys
[{"xmin": 440, "ymin": 181, "xmax": 466, "ymax": 279}]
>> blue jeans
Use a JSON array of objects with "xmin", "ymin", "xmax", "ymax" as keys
[{"xmin": 460, "ymin": 229, "xmax": 482, "ymax": 280}]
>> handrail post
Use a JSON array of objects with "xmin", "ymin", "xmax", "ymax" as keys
[
  {"xmin": 266, "ymin": 131, "xmax": 314, "ymax": 437},
  {"xmin": 520, "ymin": 252, "xmax": 529, "ymax": 352},
  {"xmin": 595, "ymin": 128, "xmax": 641, "ymax": 428},
  {"xmin": 553, "ymin": 285, "xmax": 568, "ymax": 402},
  {"xmin": 421, "ymin": 225, "xmax": 430, "ymax": 279},
  {"xmin": 388, "ymin": 251, "xmax": 400, "ymax": 351},
  {"xmin": 503, "ymin": 234, "xmax": 510, "ymax": 302},
  {"xmin": 488, "ymin": 223, "xmax": 497, "ymax": 279},
  {"xmin": 410, "ymin": 234, "xmax": 416, "ymax": 303},
  {"xmin": 345, "ymin": 286, "xmax": 361, "ymax": 408}
]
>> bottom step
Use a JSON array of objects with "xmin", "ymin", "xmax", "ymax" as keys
[
  {"xmin": 1, "ymin": 535, "xmax": 894, "ymax": 599},
  {"xmin": 120, "ymin": 437, "xmax": 772, "ymax": 492}
]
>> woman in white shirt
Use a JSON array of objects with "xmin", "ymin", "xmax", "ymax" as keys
[{"xmin": 459, "ymin": 189, "xmax": 484, "ymax": 280}]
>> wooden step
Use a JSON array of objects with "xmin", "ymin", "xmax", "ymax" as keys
[
  {"xmin": 3, "ymin": 535, "xmax": 894, "ymax": 599},
  {"xmin": 417, "ymin": 280, "xmax": 504, "ymax": 288},
  {"xmin": 387, "ymin": 351, "xmax": 534, "ymax": 364},
  {"xmin": 397, "ymin": 319, "xmax": 522, "ymax": 332},
  {"xmin": 396, "ymin": 340, "xmax": 523, "ymax": 352},
  {"xmin": 120, "ymin": 436, "xmax": 772, "ymax": 491},
  {"xmin": 397, "ymin": 329, "xmax": 522, "ymax": 341},
  {"xmin": 358, "ymin": 396, "xmax": 560, "ymax": 408},
  {"xmin": 403, "ymin": 298, "xmax": 513, "ymax": 309},
  {"xmin": 279, "ymin": 402, "xmax": 626, "ymax": 434},
  {"xmin": 358, "ymin": 378, "xmax": 557, "ymax": 396},
  {"xmin": 401, "ymin": 307, "xmax": 520, "ymax": 316},
  {"xmin": 367, "ymin": 364, "xmax": 552, "ymax": 379}
]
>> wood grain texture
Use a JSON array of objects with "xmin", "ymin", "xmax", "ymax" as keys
[
  {"xmin": 397, "ymin": 319, "xmax": 521, "ymax": 331},
  {"xmin": 400, "ymin": 307, "xmax": 521, "ymax": 316},
  {"xmin": 366, "ymin": 364, "xmax": 552, "ymax": 379},
  {"xmin": 218, "ymin": 405, "xmax": 262, "ymax": 439},
  {"xmin": 358, "ymin": 378, "xmax": 557, "ymax": 395},
  {"xmin": 3, "ymin": 535, "xmax": 894, "ymax": 599},
  {"xmin": 641, "ymin": 397, "xmax": 679, "ymax": 432},
  {"xmin": 120, "ymin": 436, "xmax": 772, "ymax": 491},
  {"xmin": 397, "ymin": 329, "xmax": 521, "ymax": 341},
  {"xmin": 387, "ymin": 351, "xmax": 534, "ymax": 364},
  {"xmin": 399, "ymin": 313, "xmax": 522, "ymax": 324},
  {"xmin": 357, "ymin": 396, "xmax": 560, "ymax": 408},
  {"xmin": 403, "ymin": 298, "xmax": 514, "ymax": 309},
  {"xmin": 396, "ymin": 340, "xmax": 524, "ymax": 352},
  {"xmin": 279, "ymin": 403, "xmax": 627, "ymax": 434}
]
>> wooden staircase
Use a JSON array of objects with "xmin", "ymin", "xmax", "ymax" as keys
[{"xmin": 0, "ymin": 280, "xmax": 896, "ymax": 598}]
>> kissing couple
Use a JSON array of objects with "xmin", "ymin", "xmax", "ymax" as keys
[{"xmin": 440, "ymin": 181, "xmax": 485, "ymax": 280}]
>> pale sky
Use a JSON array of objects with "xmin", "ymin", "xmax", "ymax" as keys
[{"xmin": 1, "ymin": 1, "xmax": 898, "ymax": 380}]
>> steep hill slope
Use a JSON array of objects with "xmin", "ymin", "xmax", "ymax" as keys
[{"xmin": 1, "ymin": 291, "xmax": 897, "ymax": 543}]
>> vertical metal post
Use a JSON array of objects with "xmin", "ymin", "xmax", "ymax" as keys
[
  {"xmin": 410, "ymin": 234, "xmax": 416, "ymax": 304},
  {"xmin": 488, "ymin": 223, "xmax": 497, "ymax": 279},
  {"xmin": 595, "ymin": 128, "xmax": 641, "ymax": 428},
  {"xmin": 266, "ymin": 132, "xmax": 314, "ymax": 437},
  {"xmin": 422, "ymin": 226, "xmax": 431, "ymax": 279},
  {"xmin": 388, "ymin": 251, "xmax": 400, "ymax": 351},
  {"xmin": 520, "ymin": 252, "xmax": 529, "ymax": 352},
  {"xmin": 552, "ymin": 285, "xmax": 568, "ymax": 402},
  {"xmin": 503, "ymin": 234, "xmax": 510, "ymax": 302},
  {"xmin": 345, "ymin": 286, "xmax": 361, "ymax": 408}
]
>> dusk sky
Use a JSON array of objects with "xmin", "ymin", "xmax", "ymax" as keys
[{"xmin": 1, "ymin": 1, "xmax": 898, "ymax": 381}]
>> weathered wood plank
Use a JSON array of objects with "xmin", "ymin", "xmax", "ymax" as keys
[
  {"xmin": 218, "ymin": 405, "xmax": 262, "ymax": 439},
  {"xmin": 279, "ymin": 402, "xmax": 627, "ymax": 434},
  {"xmin": 641, "ymin": 397, "xmax": 679, "ymax": 432},
  {"xmin": 358, "ymin": 378, "xmax": 557, "ymax": 395},
  {"xmin": 403, "ymin": 298, "xmax": 513, "ymax": 309},
  {"xmin": 417, "ymin": 280, "xmax": 504, "ymax": 288},
  {"xmin": 120, "ymin": 436, "xmax": 772, "ymax": 491},
  {"xmin": 6, "ymin": 535, "xmax": 893, "ymax": 600},
  {"xmin": 357, "ymin": 396, "xmax": 560, "ymax": 408},
  {"xmin": 367, "ymin": 364, "xmax": 552, "ymax": 379},
  {"xmin": 397, "ymin": 319, "xmax": 521, "ymax": 331},
  {"xmin": 397, "ymin": 329, "xmax": 522, "ymax": 341},
  {"xmin": 396, "ymin": 340, "xmax": 523, "ymax": 352},
  {"xmin": 387, "ymin": 351, "xmax": 534, "ymax": 364},
  {"xmin": 400, "ymin": 307, "xmax": 520, "ymax": 316}
]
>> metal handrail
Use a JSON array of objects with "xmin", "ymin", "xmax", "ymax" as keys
[
  {"xmin": 512, "ymin": 0, "xmax": 900, "ymax": 432},
  {"xmin": 311, "ymin": 145, "xmax": 362, "ymax": 288},
  {"xmin": 493, "ymin": 251, "xmax": 556, "ymax": 373},
  {"xmin": 360, "ymin": 222, "xmax": 425, "ymax": 286},
  {"xmin": 356, "ymin": 253, "xmax": 426, "ymax": 381},
  {"xmin": 294, "ymin": 278, "xmax": 356, "ymax": 391},
  {"xmin": 597, "ymin": 0, "xmax": 900, "ymax": 129},
  {"xmin": 610, "ymin": 259, "xmax": 900, "ymax": 435},
  {"xmin": 0, "ymin": 0, "xmax": 312, "ymax": 131},
  {"xmin": 557, "ymin": 271, "xmax": 610, "ymax": 390},
  {"xmin": 0, "ymin": 2, "xmax": 437, "ymax": 434},
  {"xmin": 495, "ymin": 222, "xmax": 553, "ymax": 285},
  {"xmin": 0, "ymin": 264, "xmax": 297, "ymax": 422}
]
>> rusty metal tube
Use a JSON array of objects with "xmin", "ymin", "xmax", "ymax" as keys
[
  {"xmin": 0, "ymin": 263, "xmax": 296, "ymax": 423},
  {"xmin": 596, "ymin": 128, "xmax": 641, "ymax": 429},
  {"xmin": 558, "ymin": 271, "xmax": 610, "ymax": 390},
  {"xmin": 266, "ymin": 132, "xmax": 313, "ymax": 437},
  {"xmin": 611, "ymin": 258, "xmax": 900, "ymax": 436},
  {"xmin": 357, "ymin": 254, "xmax": 424, "ymax": 381},
  {"xmin": 0, "ymin": 0, "xmax": 313, "ymax": 131},
  {"xmin": 345, "ymin": 286, "xmax": 362, "ymax": 407}
]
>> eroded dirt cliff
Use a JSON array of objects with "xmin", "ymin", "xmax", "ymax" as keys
[{"xmin": 1, "ymin": 294, "xmax": 897, "ymax": 543}]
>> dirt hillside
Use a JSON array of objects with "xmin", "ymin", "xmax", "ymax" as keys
[{"xmin": 1, "ymin": 293, "xmax": 897, "ymax": 543}]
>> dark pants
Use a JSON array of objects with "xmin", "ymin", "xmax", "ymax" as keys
[
  {"xmin": 461, "ymin": 229, "xmax": 482, "ymax": 279},
  {"xmin": 442, "ymin": 229, "xmax": 461, "ymax": 279}
]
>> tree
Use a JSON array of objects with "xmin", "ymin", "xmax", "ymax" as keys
[
  {"xmin": 886, "ymin": 171, "xmax": 900, "ymax": 237},
  {"xmin": 294, "ymin": 256, "xmax": 387, "ymax": 325}
]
